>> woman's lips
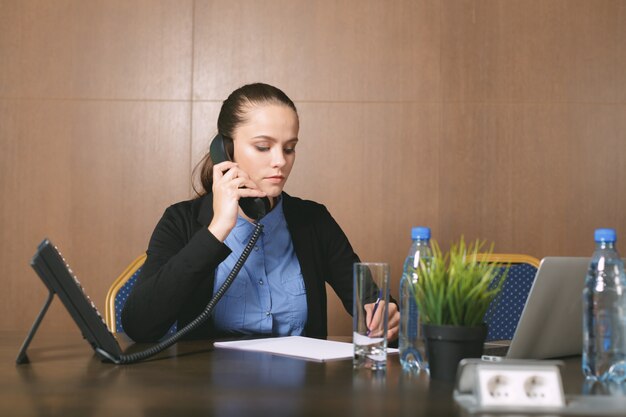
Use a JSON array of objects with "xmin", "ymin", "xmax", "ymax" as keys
[{"xmin": 265, "ymin": 176, "xmax": 284, "ymax": 184}]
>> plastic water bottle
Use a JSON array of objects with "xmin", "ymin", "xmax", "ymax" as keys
[
  {"xmin": 582, "ymin": 228, "xmax": 626, "ymax": 382},
  {"xmin": 399, "ymin": 226, "xmax": 432, "ymax": 373}
]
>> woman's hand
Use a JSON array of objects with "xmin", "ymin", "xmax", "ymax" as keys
[
  {"xmin": 208, "ymin": 161, "xmax": 266, "ymax": 241},
  {"xmin": 387, "ymin": 302, "xmax": 400, "ymax": 341},
  {"xmin": 364, "ymin": 301, "xmax": 400, "ymax": 341}
]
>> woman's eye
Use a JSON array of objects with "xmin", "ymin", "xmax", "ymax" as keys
[
  {"xmin": 255, "ymin": 146, "xmax": 270, "ymax": 152},
  {"xmin": 284, "ymin": 148, "xmax": 296, "ymax": 155}
]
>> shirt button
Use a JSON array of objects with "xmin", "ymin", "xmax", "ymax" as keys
[
  {"xmin": 258, "ymin": 280, "xmax": 264, "ymax": 285},
  {"xmin": 265, "ymin": 311, "xmax": 271, "ymax": 317}
]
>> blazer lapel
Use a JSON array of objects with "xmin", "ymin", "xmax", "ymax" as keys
[{"xmin": 282, "ymin": 193, "xmax": 326, "ymax": 338}]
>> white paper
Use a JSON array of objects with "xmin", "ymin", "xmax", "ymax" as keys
[
  {"xmin": 214, "ymin": 336, "xmax": 398, "ymax": 362},
  {"xmin": 353, "ymin": 332, "xmax": 384, "ymax": 346}
]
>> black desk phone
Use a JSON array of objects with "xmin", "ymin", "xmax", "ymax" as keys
[{"xmin": 17, "ymin": 239, "xmax": 123, "ymax": 364}]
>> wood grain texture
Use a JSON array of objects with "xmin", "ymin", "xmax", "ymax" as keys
[
  {"xmin": 1, "ymin": 0, "xmax": 625, "ymax": 338},
  {"xmin": 439, "ymin": 103, "xmax": 626, "ymax": 258},
  {"xmin": 441, "ymin": 0, "xmax": 626, "ymax": 103},
  {"xmin": 192, "ymin": 0, "xmax": 440, "ymax": 101},
  {"xmin": 0, "ymin": 0, "xmax": 193, "ymax": 99},
  {"xmin": 0, "ymin": 99, "xmax": 192, "ymax": 331},
  {"xmin": 0, "ymin": 331, "xmax": 580, "ymax": 416},
  {"xmin": 190, "ymin": 102, "xmax": 221, "ymax": 195}
]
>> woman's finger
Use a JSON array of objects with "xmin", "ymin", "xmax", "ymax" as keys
[
  {"xmin": 364, "ymin": 300, "xmax": 386, "ymax": 336},
  {"xmin": 212, "ymin": 161, "xmax": 237, "ymax": 179},
  {"xmin": 387, "ymin": 303, "xmax": 400, "ymax": 341},
  {"xmin": 238, "ymin": 188, "xmax": 267, "ymax": 198}
]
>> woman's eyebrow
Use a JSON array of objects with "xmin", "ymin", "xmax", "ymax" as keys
[{"xmin": 251, "ymin": 136, "xmax": 299, "ymax": 143}]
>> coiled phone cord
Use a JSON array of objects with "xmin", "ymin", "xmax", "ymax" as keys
[{"xmin": 96, "ymin": 221, "xmax": 264, "ymax": 364}]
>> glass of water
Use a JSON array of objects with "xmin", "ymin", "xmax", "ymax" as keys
[{"xmin": 353, "ymin": 262, "xmax": 390, "ymax": 371}]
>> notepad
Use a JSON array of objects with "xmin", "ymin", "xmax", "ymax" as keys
[{"xmin": 214, "ymin": 336, "xmax": 398, "ymax": 362}]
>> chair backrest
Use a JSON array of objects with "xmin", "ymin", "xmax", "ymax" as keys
[
  {"xmin": 480, "ymin": 254, "xmax": 541, "ymax": 341},
  {"xmin": 105, "ymin": 254, "xmax": 147, "ymax": 333}
]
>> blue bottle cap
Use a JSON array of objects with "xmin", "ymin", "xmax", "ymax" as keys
[
  {"xmin": 594, "ymin": 228, "xmax": 617, "ymax": 243},
  {"xmin": 411, "ymin": 226, "xmax": 431, "ymax": 240}
]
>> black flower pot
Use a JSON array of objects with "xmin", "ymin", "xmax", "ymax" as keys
[{"xmin": 423, "ymin": 324, "xmax": 487, "ymax": 382}]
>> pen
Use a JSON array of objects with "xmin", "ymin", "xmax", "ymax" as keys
[{"xmin": 366, "ymin": 290, "xmax": 382, "ymax": 336}]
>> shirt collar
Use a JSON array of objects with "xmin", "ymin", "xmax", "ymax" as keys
[{"xmin": 231, "ymin": 195, "xmax": 285, "ymax": 244}]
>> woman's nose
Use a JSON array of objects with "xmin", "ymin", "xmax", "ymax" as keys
[{"xmin": 271, "ymin": 148, "xmax": 286, "ymax": 168}]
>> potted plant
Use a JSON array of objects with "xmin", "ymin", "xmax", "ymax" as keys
[{"xmin": 413, "ymin": 237, "xmax": 508, "ymax": 382}]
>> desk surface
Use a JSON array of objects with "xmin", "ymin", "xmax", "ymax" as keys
[{"xmin": 0, "ymin": 330, "xmax": 595, "ymax": 417}]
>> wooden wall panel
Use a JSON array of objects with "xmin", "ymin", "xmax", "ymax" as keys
[
  {"xmin": 1, "ymin": 0, "xmax": 625, "ymax": 338},
  {"xmin": 1, "ymin": 100, "xmax": 76, "ymax": 332},
  {"xmin": 439, "ymin": 103, "xmax": 626, "ymax": 259},
  {"xmin": 441, "ymin": 0, "xmax": 626, "ymax": 103},
  {"xmin": 0, "ymin": 0, "xmax": 193, "ymax": 99},
  {"xmin": 192, "ymin": 0, "xmax": 440, "ymax": 101},
  {"xmin": 0, "ymin": 100, "xmax": 191, "ymax": 331},
  {"xmin": 438, "ymin": 0, "xmax": 626, "ymax": 263},
  {"xmin": 190, "ymin": 102, "xmax": 221, "ymax": 195}
]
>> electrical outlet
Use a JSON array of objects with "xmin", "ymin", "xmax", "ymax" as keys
[
  {"xmin": 475, "ymin": 364, "xmax": 565, "ymax": 408},
  {"xmin": 486, "ymin": 374, "xmax": 510, "ymax": 400},
  {"xmin": 524, "ymin": 375, "xmax": 549, "ymax": 400},
  {"xmin": 456, "ymin": 359, "xmax": 626, "ymax": 415}
]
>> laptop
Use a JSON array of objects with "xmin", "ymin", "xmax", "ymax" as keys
[{"xmin": 484, "ymin": 257, "xmax": 590, "ymax": 360}]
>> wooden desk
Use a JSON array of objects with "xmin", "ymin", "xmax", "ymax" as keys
[{"xmin": 0, "ymin": 330, "xmax": 591, "ymax": 416}]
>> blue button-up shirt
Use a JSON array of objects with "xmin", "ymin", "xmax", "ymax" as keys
[{"xmin": 213, "ymin": 197, "xmax": 308, "ymax": 336}]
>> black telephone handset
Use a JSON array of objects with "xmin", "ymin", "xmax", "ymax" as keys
[{"xmin": 209, "ymin": 134, "xmax": 271, "ymax": 220}]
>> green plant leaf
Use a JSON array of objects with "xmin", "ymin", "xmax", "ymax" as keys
[{"xmin": 413, "ymin": 236, "xmax": 510, "ymax": 327}]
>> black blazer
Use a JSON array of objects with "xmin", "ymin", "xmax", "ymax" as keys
[{"xmin": 121, "ymin": 193, "xmax": 359, "ymax": 342}]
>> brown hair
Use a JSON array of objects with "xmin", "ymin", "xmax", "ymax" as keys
[{"xmin": 192, "ymin": 83, "xmax": 298, "ymax": 196}]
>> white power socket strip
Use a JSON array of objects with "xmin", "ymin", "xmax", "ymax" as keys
[
  {"xmin": 476, "ymin": 366, "xmax": 565, "ymax": 407},
  {"xmin": 456, "ymin": 359, "xmax": 626, "ymax": 415},
  {"xmin": 454, "ymin": 359, "xmax": 565, "ymax": 411}
]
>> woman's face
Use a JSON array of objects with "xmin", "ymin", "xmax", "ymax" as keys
[{"xmin": 232, "ymin": 103, "xmax": 299, "ymax": 198}]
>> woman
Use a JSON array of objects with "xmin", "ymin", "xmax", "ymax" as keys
[{"xmin": 122, "ymin": 83, "xmax": 399, "ymax": 342}]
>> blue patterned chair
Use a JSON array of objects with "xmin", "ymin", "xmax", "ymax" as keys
[
  {"xmin": 481, "ymin": 254, "xmax": 541, "ymax": 341},
  {"xmin": 105, "ymin": 254, "xmax": 147, "ymax": 333},
  {"xmin": 106, "ymin": 254, "xmax": 178, "ymax": 336}
]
